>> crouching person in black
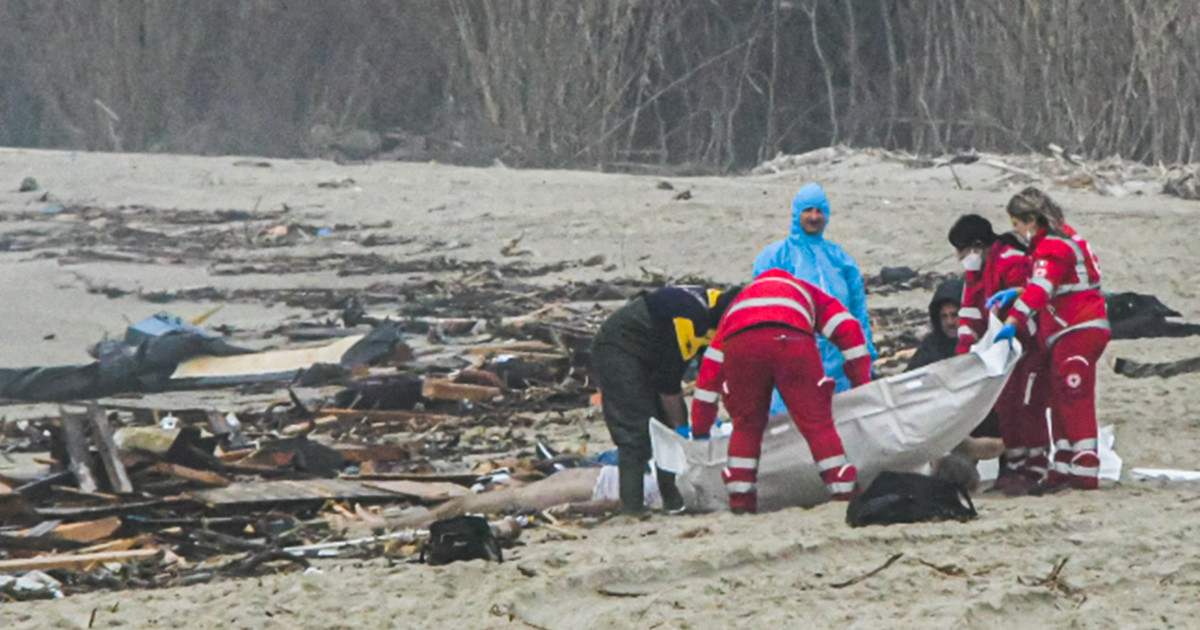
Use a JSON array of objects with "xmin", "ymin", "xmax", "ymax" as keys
[{"xmin": 590, "ymin": 286, "xmax": 738, "ymax": 515}]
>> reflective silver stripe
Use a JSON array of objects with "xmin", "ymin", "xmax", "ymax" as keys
[
  {"xmin": 1071, "ymin": 438, "xmax": 1098, "ymax": 450},
  {"xmin": 1055, "ymin": 439, "xmax": 1071, "ymax": 450},
  {"xmin": 1000, "ymin": 249, "xmax": 1025, "ymax": 258},
  {"xmin": 1027, "ymin": 461, "xmax": 1049, "ymax": 475},
  {"xmin": 1023, "ymin": 372, "xmax": 1037, "ymax": 405},
  {"xmin": 958, "ymin": 307, "xmax": 982, "ymax": 320},
  {"xmin": 820, "ymin": 311, "xmax": 856, "ymax": 339},
  {"xmin": 1005, "ymin": 447, "xmax": 1029, "ymax": 458},
  {"xmin": 1029, "ymin": 276, "xmax": 1055, "ymax": 296},
  {"xmin": 842, "ymin": 345, "xmax": 869, "ymax": 361},
  {"xmin": 693, "ymin": 388, "xmax": 718, "ymax": 403},
  {"xmin": 1052, "ymin": 460, "xmax": 1070, "ymax": 473},
  {"xmin": 1028, "ymin": 447, "xmax": 1048, "ymax": 457},
  {"xmin": 704, "ymin": 347, "xmax": 724, "ymax": 363},
  {"xmin": 1027, "ymin": 319, "xmax": 1038, "ymax": 336},
  {"xmin": 816, "ymin": 455, "xmax": 848, "ymax": 472},
  {"xmin": 725, "ymin": 481, "xmax": 756, "ymax": 494},
  {"xmin": 1045, "ymin": 318, "xmax": 1110, "ymax": 348},
  {"xmin": 957, "ymin": 325, "xmax": 977, "ymax": 339},
  {"xmin": 827, "ymin": 481, "xmax": 856, "ymax": 494},
  {"xmin": 727, "ymin": 456, "xmax": 759, "ymax": 469},
  {"xmin": 755, "ymin": 276, "xmax": 815, "ymax": 312},
  {"xmin": 726, "ymin": 297, "xmax": 812, "ymax": 326},
  {"xmin": 1046, "ymin": 236, "xmax": 1097, "ymax": 294},
  {"xmin": 1070, "ymin": 464, "xmax": 1099, "ymax": 477},
  {"xmin": 1014, "ymin": 300, "xmax": 1032, "ymax": 315}
]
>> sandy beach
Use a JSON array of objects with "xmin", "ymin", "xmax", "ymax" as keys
[{"xmin": 2, "ymin": 146, "xmax": 1199, "ymax": 629}]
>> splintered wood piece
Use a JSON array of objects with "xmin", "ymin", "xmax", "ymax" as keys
[
  {"xmin": 0, "ymin": 549, "xmax": 160, "ymax": 573},
  {"xmin": 87, "ymin": 404, "xmax": 133, "ymax": 493},
  {"xmin": 145, "ymin": 462, "xmax": 231, "ymax": 488},
  {"xmin": 463, "ymin": 341, "xmax": 557, "ymax": 356},
  {"xmin": 422, "ymin": 378, "xmax": 502, "ymax": 402},
  {"xmin": 59, "ymin": 408, "xmax": 98, "ymax": 494},
  {"xmin": 49, "ymin": 516, "xmax": 123, "ymax": 544},
  {"xmin": 330, "ymin": 443, "xmax": 406, "ymax": 464}
]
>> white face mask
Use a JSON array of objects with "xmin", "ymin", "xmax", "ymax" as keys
[{"xmin": 960, "ymin": 252, "xmax": 983, "ymax": 271}]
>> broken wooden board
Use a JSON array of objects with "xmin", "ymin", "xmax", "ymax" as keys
[
  {"xmin": 48, "ymin": 516, "xmax": 122, "ymax": 544},
  {"xmin": 186, "ymin": 479, "xmax": 403, "ymax": 506},
  {"xmin": 463, "ymin": 341, "xmax": 557, "ymax": 356},
  {"xmin": 144, "ymin": 462, "xmax": 231, "ymax": 488},
  {"xmin": 169, "ymin": 334, "xmax": 365, "ymax": 385},
  {"xmin": 345, "ymin": 472, "xmax": 480, "ymax": 486},
  {"xmin": 329, "ymin": 443, "xmax": 407, "ymax": 464},
  {"xmin": 88, "ymin": 403, "xmax": 133, "ymax": 494},
  {"xmin": 422, "ymin": 378, "xmax": 502, "ymax": 402},
  {"xmin": 361, "ymin": 480, "xmax": 470, "ymax": 503},
  {"xmin": 0, "ymin": 549, "xmax": 160, "ymax": 573},
  {"xmin": 59, "ymin": 409, "xmax": 99, "ymax": 494}
]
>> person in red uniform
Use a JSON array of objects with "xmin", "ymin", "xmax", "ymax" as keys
[
  {"xmin": 689, "ymin": 269, "xmax": 872, "ymax": 513},
  {"xmin": 948, "ymin": 214, "xmax": 1049, "ymax": 494},
  {"xmin": 988, "ymin": 187, "xmax": 1110, "ymax": 492}
]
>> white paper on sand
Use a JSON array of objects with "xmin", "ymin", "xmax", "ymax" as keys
[
  {"xmin": 652, "ymin": 315, "xmax": 1024, "ymax": 513},
  {"xmin": 1130, "ymin": 468, "xmax": 1200, "ymax": 482}
]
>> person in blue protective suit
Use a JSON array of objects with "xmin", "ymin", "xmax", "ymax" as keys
[{"xmin": 753, "ymin": 182, "xmax": 877, "ymax": 410}]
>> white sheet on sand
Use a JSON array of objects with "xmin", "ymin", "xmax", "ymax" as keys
[{"xmin": 651, "ymin": 316, "xmax": 1024, "ymax": 513}]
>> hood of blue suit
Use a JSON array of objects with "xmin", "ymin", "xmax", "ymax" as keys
[{"xmin": 790, "ymin": 182, "xmax": 830, "ymax": 241}]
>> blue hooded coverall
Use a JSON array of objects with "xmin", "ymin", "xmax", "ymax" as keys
[{"xmin": 753, "ymin": 183, "xmax": 877, "ymax": 413}]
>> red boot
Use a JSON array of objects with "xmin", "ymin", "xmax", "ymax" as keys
[{"xmin": 822, "ymin": 464, "xmax": 858, "ymax": 501}]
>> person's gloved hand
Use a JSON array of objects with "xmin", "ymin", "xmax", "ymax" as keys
[
  {"xmin": 675, "ymin": 425, "xmax": 691, "ymax": 438},
  {"xmin": 986, "ymin": 288, "xmax": 1019, "ymax": 310},
  {"xmin": 993, "ymin": 324, "xmax": 1017, "ymax": 344}
]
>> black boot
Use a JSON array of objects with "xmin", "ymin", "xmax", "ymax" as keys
[
  {"xmin": 656, "ymin": 468, "xmax": 685, "ymax": 513},
  {"xmin": 617, "ymin": 448, "xmax": 647, "ymax": 515}
]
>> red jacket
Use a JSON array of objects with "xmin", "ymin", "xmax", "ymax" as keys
[
  {"xmin": 690, "ymin": 269, "xmax": 871, "ymax": 436},
  {"xmin": 1009, "ymin": 226, "xmax": 1108, "ymax": 347},
  {"xmin": 958, "ymin": 239, "xmax": 1030, "ymax": 353}
]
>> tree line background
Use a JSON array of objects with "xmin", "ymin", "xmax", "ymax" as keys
[{"xmin": 1, "ymin": 0, "xmax": 1196, "ymax": 171}]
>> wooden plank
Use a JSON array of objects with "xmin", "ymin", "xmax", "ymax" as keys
[
  {"xmin": 330, "ymin": 443, "xmax": 406, "ymax": 463},
  {"xmin": 187, "ymin": 479, "xmax": 402, "ymax": 506},
  {"xmin": 74, "ymin": 534, "xmax": 154, "ymax": 555},
  {"xmin": 145, "ymin": 462, "xmax": 231, "ymax": 488},
  {"xmin": 362, "ymin": 480, "xmax": 471, "ymax": 503},
  {"xmin": 49, "ymin": 516, "xmax": 122, "ymax": 544},
  {"xmin": 0, "ymin": 549, "xmax": 160, "ymax": 573},
  {"xmin": 59, "ymin": 408, "xmax": 98, "ymax": 494},
  {"xmin": 170, "ymin": 335, "xmax": 364, "ymax": 380},
  {"xmin": 345, "ymin": 472, "xmax": 479, "ymax": 486},
  {"xmin": 422, "ymin": 379, "xmax": 502, "ymax": 402},
  {"xmin": 88, "ymin": 404, "xmax": 133, "ymax": 493},
  {"xmin": 463, "ymin": 341, "xmax": 557, "ymax": 356}
]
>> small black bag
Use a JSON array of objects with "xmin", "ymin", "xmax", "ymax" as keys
[
  {"xmin": 422, "ymin": 515, "xmax": 503, "ymax": 565},
  {"xmin": 846, "ymin": 471, "xmax": 977, "ymax": 527}
]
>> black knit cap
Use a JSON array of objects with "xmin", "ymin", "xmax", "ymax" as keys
[{"xmin": 948, "ymin": 214, "xmax": 997, "ymax": 251}]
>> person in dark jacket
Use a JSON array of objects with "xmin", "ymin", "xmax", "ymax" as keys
[
  {"xmin": 907, "ymin": 277, "xmax": 1003, "ymax": 476},
  {"xmin": 907, "ymin": 277, "xmax": 964, "ymax": 371},
  {"xmin": 590, "ymin": 286, "xmax": 738, "ymax": 515}
]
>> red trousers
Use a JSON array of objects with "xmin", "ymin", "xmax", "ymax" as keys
[
  {"xmin": 719, "ymin": 326, "xmax": 856, "ymax": 513},
  {"xmin": 1039, "ymin": 328, "xmax": 1110, "ymax": 489},
  {"xmin": 996, "ymin": 347, "xmax": 1051, "ymax": 479}
]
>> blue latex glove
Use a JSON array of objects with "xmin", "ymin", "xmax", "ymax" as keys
[
  {"xmin": 993, "ymin": 324, "xmax": 1017, "ymax": 344},
  {"xmin": 986, "ymin": 288, "xmax": 1019, "ymax": 310},
  {"xmin": 675, "ymin": 425, "xmax": 691, "ymax": 438}
]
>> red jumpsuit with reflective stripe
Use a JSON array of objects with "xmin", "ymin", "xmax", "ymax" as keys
[
  {"xmin": 691, "ymin": 269, "xmax": 872, "ymax": 512},
  {"xmin": 1008, "ymin": 226, "xmax": 1109, "ymax": 489},
  {"xmin": 958, "ymin": 241, "xmax": 1049, "ymax": 481}
]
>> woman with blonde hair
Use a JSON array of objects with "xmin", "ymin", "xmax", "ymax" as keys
[{"xmin": 988, "ymin": 187, "xmax": 1109, "ymax": 491}]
